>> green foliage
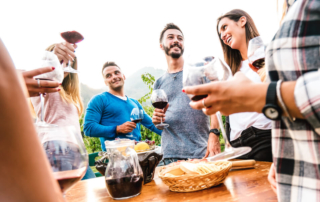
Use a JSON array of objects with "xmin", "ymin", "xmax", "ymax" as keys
[
  {"xmin": 138, "ymin": 73, "xmax": 161, "ymax": 145},
  {"xmin": 138, "ymin": 73, "xmax": 155, "ymax": 104},
  {"xmin": 79, "ymin": 114, "xmax": 102, "ymax": 154}
]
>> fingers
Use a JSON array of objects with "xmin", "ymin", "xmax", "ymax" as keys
[
  {"xmin": 29, "ymin": 79, "xmax": 60, "ymax": 88},
  {"xmin": 125, "ymin": 121, "xmax": 136, "ymax": 128},
  {"xmin": 27, "ymin": 87, "xmax": 61, "ymax": 95},
  {"xmin": 182, "ymin": 82, "xmax": 213, "ymax": 96},
  {"xmin": 22, "ymin": 67, "xmax": 55, "ymax": 78},
  {"xmin": 54, "ymin": 43, "xmax": 75, "ymax": 62},
  {"xmin": 204, "ymin": 150, "xmax": 209, "ymax": 158},
  {"xmin": 153, "ymin": 110, "xmax": 165, "ymax": 118},
  {"xmin": 163, "ymin": 103, "xmax": 169, "ymax": 113}
]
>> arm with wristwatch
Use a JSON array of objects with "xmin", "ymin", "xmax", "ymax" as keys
[
  {"xmin": 182, "ymin": 71, "xmax": 305, "ymax": 121},
  {"xmin": 204, "ymin": 114, "xmax": 221, "ymax": 158}
]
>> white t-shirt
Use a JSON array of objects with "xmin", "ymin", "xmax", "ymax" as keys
[
  {"xmin": 229, "ymin": 60, "xmax": 272, "ymax": 141},
  {"xmin": 114, "ymin": 95, "xmax": 127, "ymax": 101}
]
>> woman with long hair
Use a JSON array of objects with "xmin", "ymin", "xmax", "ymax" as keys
[
  {"xmin": 214, "ymin": 9, "xmax": 273, "ymax": 162},
  {"xmin": 30, "ymin": 42, "xmax": 95, "ymax": 180},
  {"xmin": 184, "ymin": 0, "xmax": 320, "ymax": 200}
]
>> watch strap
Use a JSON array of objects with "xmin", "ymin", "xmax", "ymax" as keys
[{"xmin": 266, "ymin": 82, "xmax": 277, "ymax": 105}]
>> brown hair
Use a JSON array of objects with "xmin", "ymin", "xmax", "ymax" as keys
[
  {"xmin": 159, "ymin": 23, "xmax": 184, "ymax": 43},
  {"xmin": 46, "ymin": 44, "xmax": 84, "ymax": 117},
  {"xmin": 101, "ymin": 61, "xmax": 120, "ymax": 75},
  {"xmin": 217, "ymin": 9, "xmax": 260, "ymax": 75}
]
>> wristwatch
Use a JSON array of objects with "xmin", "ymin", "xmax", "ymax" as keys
[
  {"xmin": 209, "ymin": 129, "xmax": 220, "ymax": 137},
  {"xmin": 262, "ymin": 82, "xmax": 282, "ymax": 120}
]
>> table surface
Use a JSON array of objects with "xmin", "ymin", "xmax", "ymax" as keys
[{"xmin": 66, "ymin": 161, "xmax": 277, "ymax": 202}]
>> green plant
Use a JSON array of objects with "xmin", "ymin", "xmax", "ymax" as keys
[
  {"xmin": 80, "ymin": 114, "xmax": 102, "ymax": 153},
  {"xmin": 138, "ymin": 73, "xmax": 161, "ymax": 145}
]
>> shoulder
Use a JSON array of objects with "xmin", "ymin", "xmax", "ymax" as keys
[
  {"xmin": 128, "ymin": 97, "xmax": 141, "ymax": 106},
  {"xmin": 154, "ymin": 73, "xmax": 167, "ymax": 89},
  {"xmin": 88, "ymin": 92, "xmax": 109, "ymax": 106}
]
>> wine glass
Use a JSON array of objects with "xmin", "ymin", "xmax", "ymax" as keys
[
  {"xmin": 128, "ymin": 108, "xmax": 144, "ymax": 138},
  {"xmin": 60, "ymin": 31, "xmax": 84, "ymax": 74},
  {"xmin": 130, "ymin": 109, "xmax": 144, "ymax": 124},
  {"xmin": 183, "ymin": 56, "xmax": 232, "ymax": 100},
  {"xmin": 151, "ymin": 89, "xmax": 169, "ymax": 129},
  {"xmin": 183, "ymin": 56, "xmax": 251, "ymax": 161},
  {"xmin": 34, "ymin": 51, "xmax": 64, "ymax": 127},
  {"xmin": 248, "ymin": 36, "xmax": 265, "ymax": 72},
  {"xmin": 37, "ymin": 126, "xmax": 88, "ymax": 196}
]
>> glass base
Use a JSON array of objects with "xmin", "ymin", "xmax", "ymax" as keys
[
  {"xmin": 206, "ymin": 146, "xmax": 252, "ymax": 162},
  {"xmin": 156, "ymin": 123, "xmax": 169, "ymax": 130},
  {"xmin": 64, "ymin": 66, "xmax": 79, "ymax": 73},
  {"xmin": 111, "ymin": 192, "xmax": 140, "ymax": 200},
  {"xmin": 35, "ymin": 122, "xmax": 58, "ymax": 128}
]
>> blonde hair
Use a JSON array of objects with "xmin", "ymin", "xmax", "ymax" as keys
[{"xmin": 46, "ymin": 44, "xmax": 84, "ymax": 117}]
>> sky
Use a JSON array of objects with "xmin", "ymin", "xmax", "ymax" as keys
[{"xmin": 1, "ymin": 0, "xmax": 283, "ymax": 89}]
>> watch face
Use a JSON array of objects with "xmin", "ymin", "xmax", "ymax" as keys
[{"xmin": 265, "ymin": 107, "xmax": 279, "ymax": 119}]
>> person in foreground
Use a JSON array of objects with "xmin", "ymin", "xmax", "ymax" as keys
[
  {"xmin": 153, "ymin": 23, "xmax": 220, "ymax": 165},
  {"xmin": 0, "ymin": 39, "xmax": 64, "ymax": 201},
  {"xmin": 183, "ymin": 0, "xmax": 320, "ymax": 201},
  {"xmin": 214, "ymin": 9, "xmax": 272, "ymax": 162},
  {"xmin": 84, "ymin": 62, "xmax": 162, "ymax": 151},
  {"xmin": 30, "ymin": 42, "xmax": 95, "ymax": 180}
]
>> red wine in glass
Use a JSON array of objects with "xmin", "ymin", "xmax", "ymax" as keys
[
  {"xmin": 191, "ymin": 95, "xmax": 208, "ymax": 101},
  {"xmin": 152, "ymin": 101, "xmax": 168, "ymax": 109},
  {"xmin": 53, "ymin": 169, "xmax": 85, "ymax": 193},
  {"xmin": 60, "ymin": 31, "xmax": 84, "ymax": 73},
  {"xmin": 251, "ymin": 58, "xmax": 265, "ymax": 70},
  {"xmin": 60, "ymin": 31, "xmax": 84, "ymax": 44},
  {"xmin": 132, "ymin": 119, "xmax": 142, "ymax": 124}
]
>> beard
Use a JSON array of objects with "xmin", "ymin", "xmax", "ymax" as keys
[{"xmin": 164, "ymin": 44, "xmax": 184, "ymax": 59}]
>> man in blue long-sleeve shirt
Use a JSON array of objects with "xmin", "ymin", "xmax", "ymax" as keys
[{"xmin": 84, "ymin": 61, "xmax": 162, "ymax": 151}]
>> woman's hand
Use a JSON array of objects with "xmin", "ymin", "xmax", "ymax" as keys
[
  {"xmin": 183, "ymin": 72, "xmax": 268, "ymax": 116},
  {"xmin": 268, "ymin": 163, "xmax": 277, "ymax": 195},
  {"xmin": 21, "ymin": 67, "xmax": 61, "ymax": 97},
  {"xmin": 53, "ymin": 42, "xmax": 77, "ymax": 67}
]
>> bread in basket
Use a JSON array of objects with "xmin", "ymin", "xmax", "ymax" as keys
[{"xmin": 158, "ymin": 160, "xmax": 232, "ymax": 192}]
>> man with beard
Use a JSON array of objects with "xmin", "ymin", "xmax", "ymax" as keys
[
  {"xmin": 153, "ymin": 23, "xmax": 221, "ymax": 165},
  {"xmin": 84, "ymin": 61, "xmax": 162, "ymax": 151}
]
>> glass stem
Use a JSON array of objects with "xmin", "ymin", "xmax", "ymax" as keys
[
  {"xmin": 39, "ymin": 80, "xmax": 44, "ymax": 123},
  {"xmin": 216, "ymin": 111, "xmax": 233, "ymax": 151}
]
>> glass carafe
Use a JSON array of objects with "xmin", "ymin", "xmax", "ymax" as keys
[{"xmin": 104, "ymin": 139, "xmax": 143, "ymax": 200}]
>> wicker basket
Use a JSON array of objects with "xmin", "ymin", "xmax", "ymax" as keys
[{"xmin": 158, "ymin": 161, "xmax": 232, "ymax": 192}]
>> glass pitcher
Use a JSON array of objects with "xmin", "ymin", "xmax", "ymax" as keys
[{"xmin": 104, "ymin": 139, "xmax": 144, "ymax": 200}]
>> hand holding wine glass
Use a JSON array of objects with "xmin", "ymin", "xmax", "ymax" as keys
[
  {"xmin": 60, "ymin": 31, "xmax": 84, "ymax": 74},
  {"xmin": 54, "ymin": 42, "xmax": 77, "ymax": 68},
  {"xmin": 151, "ymin": 89, "xmax": 169, "ymax": 129},
  {"xmin": 21, "ymin": 66, "xmax": 61, "ymax": 97},
  {"xmin": 34, "ymin": 51, "xmax": 64, "ymax": 127}
]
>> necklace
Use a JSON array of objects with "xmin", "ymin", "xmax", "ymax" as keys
[{"xmin": 167, "ymin": 70, "xmax": 182, "ymax": 80}]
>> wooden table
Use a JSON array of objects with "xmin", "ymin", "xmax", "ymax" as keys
[{"xmin": 66, "ymin": 161, "xmax": 277, "ymax": 202}]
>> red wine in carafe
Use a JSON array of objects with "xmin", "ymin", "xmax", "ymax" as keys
[
  {"xmin": 152, "ymin": 101, "xmax": 168, "ymax": 109},
  {"xmin": 106, "ymin": 175, "xmax": 143, "ymax": 199}
]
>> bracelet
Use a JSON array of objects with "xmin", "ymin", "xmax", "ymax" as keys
[{"xmin": 276, "ymin": 80, "xmax": 296, "ymax": 122}]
